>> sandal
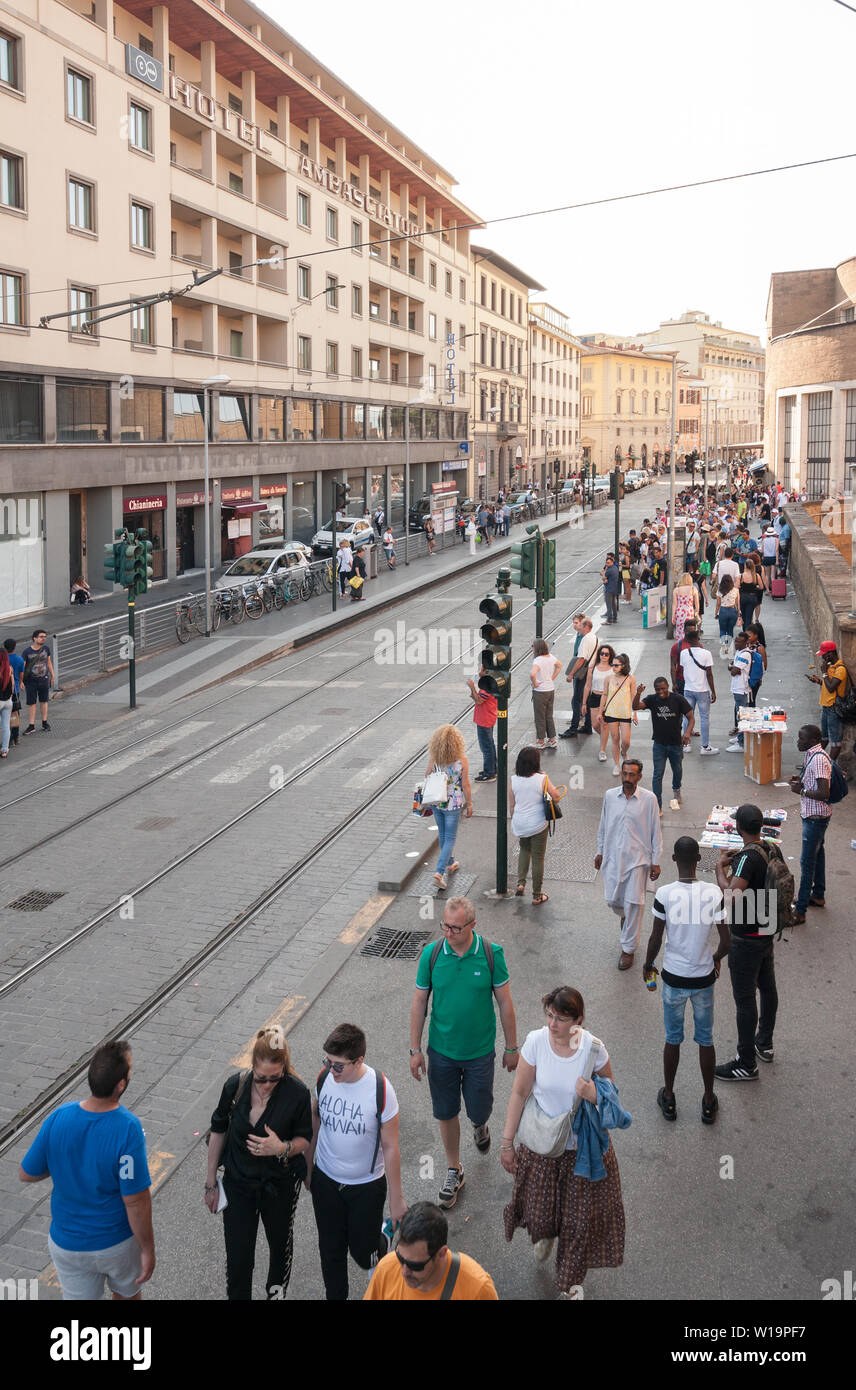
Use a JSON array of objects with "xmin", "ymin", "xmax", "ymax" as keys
[
  {"xmin": 515, "ymin": 883, "xmax": 526, "ymax": 896},
  {"xmin": 657, "ymin": 1087, "xmax": 677, "ymax": 1121},
  {"xmin": 447, "ymin": 861, "xmax": 460, "ymax": 876},
  {"xmin": 532, "ymin": 893, "xmax": 549, "ymax": 905},
  {"xmin": 701, "ymin": 1095, "xmax": 718, "ymax": 1125},
  {"xmin": 433, "ymin": 873, "xmax": 447, "ymax": 891}
]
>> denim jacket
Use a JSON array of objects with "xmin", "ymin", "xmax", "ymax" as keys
[{"xmin": 571, "ymin": 1076, "xmax": 632, "ymax": 1181}]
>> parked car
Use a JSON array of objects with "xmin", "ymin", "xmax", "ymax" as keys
[
  {"xmin": 254, "ymin": 537, "xmax": 314, "ymax": 556},
  {"xmin": 507, "ymin": 492, "xmax": 535, "ymax": 521},
  {"xmin": 311, "ymin": 515, "xmax": 375, "ymax": 555},
  {"xmin": 215, "ymin": 545, "xmax": 310, "ymax": 590}
]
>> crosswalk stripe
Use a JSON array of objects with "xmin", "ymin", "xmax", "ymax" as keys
[
  {"xmin": 344, "ymin": 732, "xmax": 425, "ymax": 788},
  {"xmin": 210, "ymin": 725, "xmax": 321, "ymax": 784},
  {"xmin": 89, "ymin": 722, "xmax": 214, "ymax": 775}
]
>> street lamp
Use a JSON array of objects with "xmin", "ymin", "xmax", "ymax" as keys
[
  {"xmin": 201, "ymin": 373, "xmax": 231, "ymax": 637},
  {"xmin": 483, "ymin": 405, "xmax": 500, "ymax": 503},
  {"xmin": 404, "ymin": 395, "xmax": 426, "ymax": 566}
]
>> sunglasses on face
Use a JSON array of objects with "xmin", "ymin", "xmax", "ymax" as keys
[
  {"xmin": 395, "ymin": 1248, "xmax": 434, "ymax": 1273},
  {"xmin": 322, "ymin": 1057, "xmax": 348, "ymax": 1074},
  {"xmin": 253, "ymin": 1074, "xmax": 283, "ymax": 1085}
]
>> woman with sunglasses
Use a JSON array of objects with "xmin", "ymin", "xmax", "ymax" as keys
[
  {"xmin": 501, "ymin": 987, "xmax": 626, "ymax": 1300},
  {"xmin": 205, "ymin": 1027, "xmax": 312, "ymax": 1300},
  {"xmin": 601, "ymin": 652, "xmax": 638, "ymax": 775},
  {"xmin": 582, "ymin": 643, "xmax": 615, "ymax": 763}
]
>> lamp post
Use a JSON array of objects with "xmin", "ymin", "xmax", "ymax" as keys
[
  {"xmin": 666, "ymin": 355, "xmax": 677, "ymax": 639},
  {"xmin": 483, "ymin": 405, "xmax": 500, "ymax": 504},
  {"xmin": 201, "ymin": 373, "xmax": 231, "ymax": 637},
  {"xmin": 404, "ymin": 396, "xmax": 424, "ymax": 566}
]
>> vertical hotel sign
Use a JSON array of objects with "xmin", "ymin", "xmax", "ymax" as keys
[{"xmin": 444, "ymin": 332, "xmax": 456, "ymax": 405}]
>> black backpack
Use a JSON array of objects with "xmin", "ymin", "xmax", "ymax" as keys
[{"xmin": 316, "ymin": 1065, "xmax": 387, "ymax": 1174}]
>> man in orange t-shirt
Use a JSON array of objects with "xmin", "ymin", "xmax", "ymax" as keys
[{"xmin": 364, "ymin": 1202, "xmax": 497, "ymax": 1301}]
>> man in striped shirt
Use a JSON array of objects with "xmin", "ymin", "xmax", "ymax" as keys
[{"xmin": 789, "ymin": 724, "xmax": 832, "ymax": 925}]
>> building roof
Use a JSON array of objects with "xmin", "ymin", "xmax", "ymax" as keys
[
  {"xmin": 471, "ymin": 245, "xmax": 546, "ymax": 292},
  {"xmin": 580, "ymin": 343, "xmax": 676, "ymax": 363}
]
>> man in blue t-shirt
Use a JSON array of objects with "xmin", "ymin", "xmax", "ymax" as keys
[
  {"xmin": 3, "ymin": 638, "xmax": 24, "ymax": 747},
  {"xmin": 20, "ymin": 1040, "xmax": 154, "ymax": 1300}
]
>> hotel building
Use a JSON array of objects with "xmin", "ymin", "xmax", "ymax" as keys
[{"xmin": 528, "ymin": 301, "xmax": 583, "ymax": 489}]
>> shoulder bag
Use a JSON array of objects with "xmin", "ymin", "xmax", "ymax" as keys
[
  {"xmin": 204, "ymin": 1068, "xmax": 251, "ymax": 1148},
  {"xmin": 516, "ymin": 1034, "xmax": 604, "ymax": 1158},
  {"xmin": 542, "ymin": 776, "xmax": 566, "ymax": 834},
  {"xmin": 421, "ymin": 767, "xmax": 450, "ymax": 806}
]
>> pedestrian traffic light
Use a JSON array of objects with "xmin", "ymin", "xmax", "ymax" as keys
[
  {"xmin": 103, "ymin": 535, "xmax": 122, "ymax": 584},
  {"xmin": 134, "ymin": 529, "xmax": 154, "ymax": 594},
  {"xmin": 478, "ymin": 592, "xmax": 512, "ymax": 697},
  {"xmin": 509, "ymin": 536, "xmax": 536, "ymax": 589},
  {"xmin": 543, "ymin": 538, "xmax": 557, "ymax": 601},
  {"xmin": 609, "ymin": 471, "xmax": 625, "ymax": 501},
  {"xmin": 118, "ymin": 535, "xmax": 138, "ymax": 588},
  {"xmin": 334, "ymin": 480, "xmax": 351, "ymax": 512}
]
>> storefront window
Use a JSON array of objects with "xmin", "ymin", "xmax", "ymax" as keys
[
  {"xmin": 292, "ymin": 399, "xmax": 314, "ymax": 440},
  {"xmin": 389, "ymin": 468, "xmax": 404, "ymax": 527},
  {"xmin": 347, "ymin": 471, "xmax": 365, "ymax": 514},
  {"xmin": 319, "ymin": 401, "xmax": 341, "ymax": 439},
  {"xmin": 0, "ymin": 492, "xmax": 44, "ymax": 613},
  {"xmin": 173, "ymin": 392, "xmax": 205, "ymax": 441},
  {"xmin": 0, "ymin": 375, "xmax": 42, "ymax": 442},
  {"xmin": 456, "ymin": 411, "xmax": 468, "ymax": 438},
  {"xmin": 440, "ymin": 410, "xmax": 456, "ymax": 439},
  {"xmin": 367, "ymin": 405, "xmax": 385, "ymax": 440},
  {"xmin": 424, "ymin": 409, "xmax": 440, "ymax": 439},
  {"xmin": 370, "ymin": 470, "xmax": 386, "ymax": 514},
  {"xmin": 344, "ymin": 404, "xmax": 365, "ymax": 440},
  {"xmin": 56, "ymin": 381, "xmax": 109, "ymax": 442},
  {"xmin": 388, "ymin": 407, "xmax": 405, "ymax": 439},
  {"xmin": 291, "ymin": 473, "xmax": 316, "ymax": 543},
  {"xmin": 120, "ymin": 387, "xmax": 164, "ymax": 442},
  {"xmin": 218, "ymin": 394, "xmax": 250, "ymax": 441},
  {"xmin": 408, "ymin": 407, "xmax": 422, "ymax": 439},
  {"xmin": 259, "ymin": 397, "xmax": 284, "ymax": 441}
]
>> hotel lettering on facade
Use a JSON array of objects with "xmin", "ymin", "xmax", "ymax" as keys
[{"xmin": 0, "ymin": 0, "xmax": 480, "ymax": 616}]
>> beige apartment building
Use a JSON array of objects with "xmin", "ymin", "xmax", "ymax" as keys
[
  {"xmin": 676, "ymin": 372, "xmax": 703, "ymax": 459},
  {"xmin": 528, "ymin": 302, "xmax": 583, "ymax": 490},
  {"xmin": 579, "ymin": 344, "xmax": 676, "ymax": 474},
  {"xmin": 469, "ymin": 245, "xmax": 542, "ymax": 499},
  {"xmin": 765, "ymin": 255, "xmax": 856, "ymax": 498},
  {"xmin": 635, "ymin": 311, "xmax": 765, "ymax": 448},
  {"xmin": 0, "ymin": 0, "xmax": 479, "ymax": 616}
]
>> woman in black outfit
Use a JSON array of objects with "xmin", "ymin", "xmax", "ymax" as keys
[
  {"xmin": 350, "ymin": 545, "xmax": 367, "ymax": 601},
  {"xmin": 206, "ymin": 1027, "xmax": 312, "ymax": 1300}
]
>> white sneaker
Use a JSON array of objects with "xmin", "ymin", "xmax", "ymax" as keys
[
  {"xmin": 612, "ymin": 764, "xmax": 620, "ymax": 775},
  {"xmin": 726, "ymin": 742, "xmax": 743, "ymax": 753},
  {"xmin": 700, "ymin": 745, "xmax": 720, "ymax": 755},
  {"xmin": 534, "ymin": 1237, "xmax": 555, "ymax": 1262},
  {"xmin": 598, "ymin": 751, "xmax": 607, "ymax": 762}
]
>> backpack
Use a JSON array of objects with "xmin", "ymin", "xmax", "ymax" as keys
[
  {"xmin": 426, "ymin": 936, "xmax": 495, "ymax": 999},
  {"xmin": 806, "ymin": 750, "xmax": 848, "ymax": 805},
  {"xmin": 833, "ymin": 676, "xmax": 856, "ymax": 724},
  {"xmin": 755, "ymin": 842, "xmax": 795, "ymax": 940},
  {"xmin": 316, "ymin": 1065, "xmax": 387, "ymax": 1175},
  {"xmin": 748, "ymin": 649, "xmax": 763, "ymax": 685}
]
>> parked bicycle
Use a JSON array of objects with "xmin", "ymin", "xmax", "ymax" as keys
[
  {"xmin": 242, "ymin": 580, "xmax": 265, "ymax": 620},
  {"xmin": 175, "ymin": 595, "xmax": 206, "ymax": 643}
]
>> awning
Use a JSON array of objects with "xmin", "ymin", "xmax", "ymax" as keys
[
  {"xmin": 227, "ymin": 501, "xmax": 267, "ymax": 513},
  {"xmin": 749, "ymin": 460, "xmax": 767, "ymax": 473}
]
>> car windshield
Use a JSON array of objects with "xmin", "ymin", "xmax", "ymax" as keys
[
  {"xmin": 514, "ymin": 494, "xmax": 528, "ymax": 503},
  {"xmin": 224, "ymin": 555, "xmax": 270, "ymax": 577}
]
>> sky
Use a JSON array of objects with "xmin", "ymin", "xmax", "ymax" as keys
[{"xmin": 258, "ymin": 0, "xmax": 856, "ymax": 344}]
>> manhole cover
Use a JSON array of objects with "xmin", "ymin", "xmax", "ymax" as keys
[
  {"xmin": 360, "ymin": 928, "xmax": 432, "ymax": 960},
  {"xmin": 6, "ymin": 890, "xmax": 66, "ymax": 912},
  {"xmin": 540, "ymin": 838, "xmax": 599, "ymax": 883},
  {"xmin": 136, "ymin": 816, "xmax": 177, "ymax": 831},
  {"xmin": 407, "ymin": 870, "xmax": 478, "ymax": 899}
]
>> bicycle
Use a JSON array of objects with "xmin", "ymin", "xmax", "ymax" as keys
[
  {"xmin": 175, "ymin": 596, "xmax": 205, "ymax": 643},
  {"xmin": 243, "ymin": 581, "xmax": 265, "ymax": 620}
]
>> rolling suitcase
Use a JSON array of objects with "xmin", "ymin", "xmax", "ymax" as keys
[{"xmin": 771, "ymin": 575, "xmax": 787, "ymax": 599}]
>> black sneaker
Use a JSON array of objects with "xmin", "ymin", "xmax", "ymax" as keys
[
  {"xmin": 23, "ymin": 725, "xmax": 36, "ymax": 736},
  {"xmin": 41, "ymin": 721, "xmax": 51, "ymax": 732},
  {"xmin": 474, "ymin": 772, "xmax": 488, "ymax": 781},
  {"xmin": 715, "ymin": 1057, "xmax": 759, "ymax": 1082},
  {"xmin": 558, "ymin": 728, "xmax": 578, "ymax": 739},
  {"xmin": 755, "ymin": 1042, "xmax": 774, "ymax": 1064},
  {"xmin": 480, "ymin": 774, "xmax": 496, "ymax": 783},
  {"xmin": 438, "ymin": 1166, "xmax": 465, "ymax": 1209},
  {"xmin": 473, "ymin": 1123, "xmax": 491, "ymax": 1153}
]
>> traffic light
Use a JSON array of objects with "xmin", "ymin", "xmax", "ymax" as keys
[
  {"xmin": 509, "ymin": 536, "xmax": 536, "ymax": 589},
  {"xmin": 334, "ymin": 480, "xmax": 351, "ymax": 512},
  {"xmin": 134, "ymin": 528, "xmax": 153, "ymax": 594},
  {"xmin": 103, "ymin": 532, "xmax": 124, "ymax": 584},
  {"xmin": 478, "ymin": 592, "xmax": 512, "ymax": 697},
  {"xmin": 609, "ymin": 471, "xmax": 625, "ymax": 501},
  {"xmin": 543, "ymin": 538, "xmax": 557, "ymax": 601},
  {"xmin": 118, "ymin": 534, "xmax": 138, "ymax": 588}
]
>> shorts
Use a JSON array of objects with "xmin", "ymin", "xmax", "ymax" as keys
[
  {"xmin": 48, "ymin": 1232, "xmax": 141, "ymax": 1300},
  {"xmin": 602, "ymin": 715, "xmax": 630, "ymax": 725},
  {"xmin": 662, "ymin": 981, "xmax": 714, "ymax": 1047},
  {"xmin": 821, "ymin": 705, "xmax": 843, "ymax": 746},
  {"xmin": 25, "ymin": 677, "xmax": 50, "ymax": 704},
  {"xmin": 588, "ymin": 693, "xmax": 602, "ymax": 708},
  {"xmin": 426, "ymin": 1046, "xmax": 495, "ymax": 1125}
]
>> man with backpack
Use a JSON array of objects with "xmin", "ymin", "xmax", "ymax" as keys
[
  {"xmin": 307, "ymin": 1022, "xmax": 406, "ymax": 1301},
  {"xmin": 21, "ymin": 629, "xmax": 54, "ymax": 734},
  {"xmin": 713, "ymin": 804, "xmax": 789, "ymax": 1080},
  {"xmin": 409, "ymin": 896, "xmax": 517, "ymax": 1210},
  {"xmin": 789, "ymin": 724, "xmax": 836, "ymax": 925}
]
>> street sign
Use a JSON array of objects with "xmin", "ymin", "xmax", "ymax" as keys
[{"xmin": 458, "ymin": 441, "xmax": 469, "ymax": 454}]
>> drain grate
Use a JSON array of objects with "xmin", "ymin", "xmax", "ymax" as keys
[
  {"xmin": 136, "ymin": 816, "xmax": 177, "ymax": 831},
  {"xmin": 361, "ymin": 928, "xmax": 431, "ymax": 960},
  {"xmin": 407, "ymin": 870, "xmax": 478, "ymax": 899},
  {"xmin": 6, "ymin": 890, "xmax": 66, "ymax": 912}
]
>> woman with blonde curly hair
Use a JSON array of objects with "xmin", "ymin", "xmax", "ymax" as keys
[{"xmin": 425, "ymin": 723, "xmax": 473, "ymax": 890}]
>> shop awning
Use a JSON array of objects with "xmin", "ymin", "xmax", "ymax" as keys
[
  {"xmin": 749, "ymin": 459, "xmax": 767, "ymax": 472},
  {"xmin": 227, "ymin": 501, "xmax": 268, "ymax": 513}
]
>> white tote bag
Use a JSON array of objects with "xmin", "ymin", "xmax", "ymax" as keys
[{"xmin": 421, "ymin": 769, "xmax": 450, "ymax": 807}]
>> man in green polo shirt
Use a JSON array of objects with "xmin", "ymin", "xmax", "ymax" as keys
[{"xmin": 409, "ymin": 896, "xmax": 518, "ymax": 1210}]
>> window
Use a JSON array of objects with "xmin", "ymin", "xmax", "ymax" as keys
[
  {"xmin": 121, "ymin": 386, "xmax": 163, "ymax": 441},
  {"xmin": 326, "ymin": 341, "xmax": 338, "ymax": 375},
  {"xmin": 806, "ymin": 390, "xmax": 832, "ymax": 498},
  {"xmin": 369, "ymin": 356, "xmax": 380, "ymax": 380},
  {"xmin": 480, "ymin": 275, "xmax": 486, "ymax": 306},
  {"xmin": 319, "ymin": 401, "xmax": 340, "ymax": 438},
  {"xmin": 0, "ymin": 29, "xmax": 22, "ymax": 91},
  {"xmin": 368, "ymin": 405, "xmax": 384, "ymax": 439},
  {"xmin": 352, "ymin": 219, "xmax": 362, "ymax": 251},
  {"xmin": 258, "ymin": 396, "xmax": 284, "ymax": 440},
  {"xmin": 428, "ymin": 364, "xmax": 436, "ymax": 391},
  {"xmin": 297, "ymin": 191, "xmax": 310, "ymax": 228},
  {"xmin": 291, "ymin": 398, "xmax": 314, "ymax": 439},
  {"xmin": 490, "ymin": 281, "xmax": 496, "ymax": 311},
  {"xmin": 297, "ymin": 264, "xmax": 310, "ymax": 300},
  {"xmin": 69, "ymin": 285, "xmax": 95, "ymax": 336},
  {"xmin": 228, "ymin": 92, "xmax": 242, "ymax": 115},
  {"xmin": 326, "ymin": 206, "xmax": 338, "ymax": 241},
  {"xmin": 130, "ymin": 200, "xmax": 152, "ymax": 250},
  {"xmin": 297, "ymin": 335, "xmax": 311, "ymax": 371},
  {"xmin": 68, "ymin": 177, "xmax": 95, "ymax": 232},
  {"xmin": 844, "ymin": 390, "xmax": 856, "ymax": 465},
  {"xmin": 428, "ymin": 312, "xmax": 437, "ymax": 340},
  {"xmin": 66, "ymin": 67, "xmax": 93, "ymax": 125},
  {"xmin": 0, "ymin": 269, "xmax": 24, "ymax": 326},
  {"xmin": 500, "ymin": 288, "xmax": 506, "ymax": 317},
  {"xmin": 173, "ymin": 392, "xmax": 204, "ymax": 440},
  {"xmin": 352, "ymin": 346, "xmax": 362, "ymax": 380},
  {"xmin": 227, "ymin": 327, "xmax": 243, "ymax": 357},
  {"xmin": 445, "ymin": 270, "xmax": 452, "ymax": 295},
  {"xmin": 459, "ymin": 277, "xmax": 466, "ymax": 302},
  {"xmin": 582, "ymin": 396, "xmax": 592, "ymax": 417},
  {"xmin": 228, "ymin": 171, "xmax": 243, "ymax": 195},
  {"xmin": 352, "ymin": 283, "xmax": 362, "ymax": 317},
  {"xmin": 0, "ymin": 374, "xmax": 41, "ymax": 440},
  {"xmin": 0, "ymin": 150, "xmax": 23, "ymax": 210},
  {"xmin": 326, "ymin": 274, "xmax": 339, "ymax": 309},
  {"xmin": 429, "ymin": 262, "xmax": 437, "ymax": 289},
  {"xmin": 137, "ymin": 34, "xmax": 154, "ymax": 55},
  {"xmin": 219, "ymin": 394, "xmax": 250, "ymax": 440},
  {"xmin": 229, "ymin": 251, "xmax": 242, "ymax": 277},
  {"xmin": 131, "ymin": 304, "xmax": 153, "ymax": 345},
  {"xmin": 268, "ymin": 120, "xmax": 278, "ymax": 137},
  {"xmin": 299, "ymin": 140, "xmax": 309, "ymax": 155},
  {"xmin": 129, "ymin": 102, "xmax": 151, "ymax": 153},
  {"xmin": 56, "ymin": 380, "xmax": 109, "ymax": 441}
]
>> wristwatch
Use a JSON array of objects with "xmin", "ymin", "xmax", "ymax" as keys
[{"xmin": 409, "ymin": 1048, "xmax": 423, "ymax": 1056}]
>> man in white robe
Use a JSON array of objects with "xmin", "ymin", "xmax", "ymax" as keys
[{"xmin": 595, "ymin": 759, "xmax": 663, "ymax": 970}]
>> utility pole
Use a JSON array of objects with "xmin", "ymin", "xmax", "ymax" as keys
[
  {"xmin": 666, "ymin": 354, "xmax": 677, "ymax": 639},
  {"xmin": 703, "ymin": 389, "xmax": 710, "ymax": 509},
  {"xmin": 479, "ymin": 571, "xmax": 512, "ymax": 895},
  {"xmin": 613, "ymin": 464, "xmax": 621, "ymax": 561}
]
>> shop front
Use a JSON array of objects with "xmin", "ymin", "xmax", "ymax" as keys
[
  {"xmin": 175, "ymin": 486, "xmax": 211, "ymax": 575},
  {"xmin": 221, "ymin": 483, "xmax": 261, "ymax": 562},
  {"xmin": 259, "ymin": 478, "xmax": 288, "ymax": 543},
  {"xmin": 0, "ymin": 491, "xmax": 44, "ymax": 617},
  {"xmin": 290, "ymin": 473, "xmax": 317, "ymax": 544},
  {"xmin": 122, "ymin": 493, "xmax": 166, "ymax": 580}
]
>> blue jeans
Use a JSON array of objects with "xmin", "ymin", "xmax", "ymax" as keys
[
  {"xmin": 651, "ymin": 741, "xmax": 682, "ymax": 808},
  {"xmin": 0, "ymin": 698, "xmax": 10, "ymax": 753},
  {"xmin": 683, "ymin": 688, "xmax": 711, "ymax": 745},
  {"xmin": 718, "ymin": 608, "xmax": 737, "ymax": 641},
  {"xmin": 432, "ymin": 807, "xmax": 462, "ymax": 875},
  {"xmin": 476, "ymin": 723, "xmax": 496, "ymax": 777},
  {"xmin": 796, "ymin": 816, "xmax": 829, "ymax": 912},
  {"xmin": 662, "ymin": 981, "xmax": 715, "ymax": 1046},
  {"xmin": 733, "ymin": 692, "xmax": 748, "ymax": 745}
]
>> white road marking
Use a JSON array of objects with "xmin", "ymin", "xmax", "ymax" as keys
[
  {"xmin": 344, "ymin": 732, "xmax": 425, "ymax": 788},
  {"xmin": 89, "ymin": 722, "xmax": 214, "ymax": 774},
  {"xmin": 325, "ymin": 680, "xmax": 364, "ymax": 689},
  {"xmin": 210, "ymin": 725, "xmax": 321, "ymax": 784},
  {"xmin": 235, "ymin": 678, "xmax": 316, "ymax": 687}
]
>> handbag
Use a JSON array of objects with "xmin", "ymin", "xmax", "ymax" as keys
[
  {"xmin": 421, "ymin": 768, "xmax": 450, "ymax": 806},
  {"xmin": 542, "ymin": 776, "xmax": 565, "ymax": 835},
  {"xmin": 834, "ymin": 681, "xmax": 856, "ymax": 723},
  {"xmin": 348, "ymin": 575, "xmax": 364, "ymax": 592},
  {"xmin": 516, "ymin": 1033, "xmax": 604, "ymax": 1158},
  {"xmin": 412, "ymin": 782, "xmax": 434, "ymax": 819}
]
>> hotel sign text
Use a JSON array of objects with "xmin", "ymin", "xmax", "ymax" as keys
[
  {"xmin": 298, "ymin": 156, "xmax": 423, "ymax": 237},
  {"xmin": 169, "ymin": 76, "xmax": 271, "ymax": 151}
]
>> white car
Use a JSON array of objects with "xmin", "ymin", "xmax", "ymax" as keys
[
  {"xmin": 215, "ymin": 545, "xmax": 310, "ymax": 590},
  {"xmin": 311, "ymin": 516, "xmax": 375, "ymax": 555},
  {"xmin": 592, "ymin": 475, "xmax": 611, "ymax": 492}
]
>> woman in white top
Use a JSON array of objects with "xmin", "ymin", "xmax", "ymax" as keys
[
  {"xmin": 509, "ymin": 746, "xmax": 561, "ymax": 905},
  {"xmin": 582, "ymin": 641, "xmax": 615, "ymax": 762},
  {"xmin": 336, "ymin": 540, "xmax": 353, "ymax": 594},
  {"xmin": 530, "ymin": 638, "xmax": 563, "ymax": 750},
  {"xmin": 501, "ymin": 986, "xmax": 625, "ymax": 1299}
]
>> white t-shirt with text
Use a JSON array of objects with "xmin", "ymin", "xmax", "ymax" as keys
[{"xmin": 315, "ymin": 1065, "xmax": 398, "ymax": 1185}]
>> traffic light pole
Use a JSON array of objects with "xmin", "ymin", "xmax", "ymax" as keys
[
  {"xmin": 534, "ymin": 532, "xmax": 544, "ymax": 639},
  {"xmin": 127, "ymin": 591, "xmax": 136, "ymax": 710},
  {"xmin": 331, "ymin": 481, "xmax": 338, "ymax": 614},
  {"xmin": 496, "ymin": 689, "xmax": 508, "ymax": 895},
  {"xmin": 613, "ymin": 465, "xmax": 621, "ymax": 561}
]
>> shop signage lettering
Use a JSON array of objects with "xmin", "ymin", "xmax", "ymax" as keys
[
  {"xmin": 441, "ymin": 460, "xmax": 467, "ymax": 472},
  {"xmin": 259, "ymin": 481, "xmax": 288, "ymax": 498},
  {"xmin": 169, "ymin": 76, "xmax": 270, "ymax": 152},
  {"xmin": 124, "ymin": 495, "xmax": 166, "ymax": 513},
  {"xmin": 444, "ymin": 331, "xmax": 456, "ymax": 406},
  {"xmin": 175, "ymin": 489, "xmax": 212, "ymax": 507},
  {"xmin": 297, "ymin": 156, "xmax": 423, "ymax": 237},
  {"xmin": 0, "ymin": 495, "xmax": 40, "ymax": 540},
  {"xmin": 431, "ymin": 480, "xmax": 457, "ymax": 495},
  {"xmin": 221, "ymin": 485, "xmax": 254, "ymax": 503}
]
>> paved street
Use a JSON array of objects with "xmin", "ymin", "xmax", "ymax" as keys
[{"xmin": 2, "ymin": 482, "xmax": 854, "ymax": 1312}]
